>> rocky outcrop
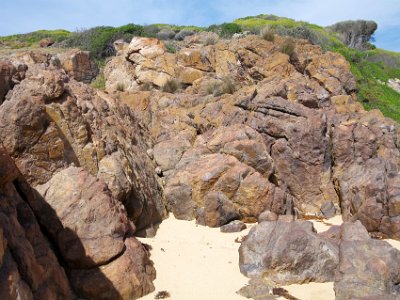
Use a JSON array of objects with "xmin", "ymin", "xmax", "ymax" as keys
[
  {"xmin": 0, "ymin": 66, "xmax": 167, "ymax": 234},
  {"xmin": 0, "ymin": 144, "xmax": 75, "ymax": 300},
  {"xmin": 32, "ymin": 167, "xmax": 156, "ymax": 299},
  {"xmin": 239, "ymin": 219, "xmax": 339, "ymax": 284},
  {"xmin": 58, "ymin": 49, "xmax": 98, "ymax": 83},
  {"xmin": 0, "ymin": 60, "xmax": 16, "ymax": 103},
  {"xmin": 334, "ymin": 221, "xmax": 400, "ymax": 299}
]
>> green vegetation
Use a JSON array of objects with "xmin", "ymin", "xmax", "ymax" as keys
[
  {"xmin": 0, "ymin": 29, "xmax": 71, "ymax": 48},
  {"xmin": 162, "ymin": 79, "xmax": 180, "ymax": 93}
]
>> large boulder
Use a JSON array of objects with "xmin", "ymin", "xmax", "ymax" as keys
[
  {"xmin": 0, "ymin": 144, "xmax": 75, "ymax": 300},
  {"xmin": 33, "ymin": 167, "xmax": 156, "ymax": 299},
  {"xmin": 239, "ymin": 220, "xmax": 339, "ymax": 284},
  {"xmin": 334, "ymin": 221, "xmax": 400, "ymax": 299}
]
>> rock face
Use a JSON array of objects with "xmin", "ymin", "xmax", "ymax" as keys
[
  {"xmin": 334, "ymin": 221, "xmax": 400, "ymax": 299},
  {"xmin": 103, "ymin": 34, "xmax": 400, "ymax": 240},
  {"xmin": 58, "ymin": 49, "xmax": 98, "ymax": 83},
  {"xmin": 0, "ymin": 60, "xmax": 16, "ymax": 103},
  {"xmin": 0, "ymin": 145, "xmax": 75, "ymax": 300},
  {"xmin": 0, "ymin": 67, "xmax": 167, "ymax": 233},
  {"xmin": 33, "ymin": 167, "xmax": 156, "ymax": 300},
  {"xmin": 239, "ymin": 220, "xmax": 339, "ymax": 284}
]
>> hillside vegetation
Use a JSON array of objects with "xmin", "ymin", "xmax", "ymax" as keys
[{"xmin": 1, "ymin": 14, "xmax": 399, "ymax": 122}]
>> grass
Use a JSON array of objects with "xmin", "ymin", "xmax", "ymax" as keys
[{"xmin": 0, "ymin": 29, "xmax": 71, "ymax": 48}]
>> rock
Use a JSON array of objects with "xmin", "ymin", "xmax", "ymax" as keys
[
  {"xmin": 175, "ymin": 30, "xmax": 195, "ymax": 41},
  {"xmin": 127, "ymin": 37, "xmax": 166, "ymax": 60},
  {"xmin": 70, "ymin": 238, "xmax": 156, "ymax": 300},
  {"xmin": 320, "ymin": 201, "xmax": 336, "ymax": 218},
  {"xmin": 0, "ymin": 70, "xmax": 167, "ymax": 232},
  {"xmin": 334, "ymin": 221, "xmax": 400, "ymax": 299},
  {"xmin": 39, "ymin": 38, "xmax": 54, "ymax": 48},
  {"xmin": 0, "ymin": 144, "xmax": 75, "ymax": 300},
  {"xmin": 0, "ymin": 60, "xmax": 16, "ymax": 103},
  {"xmin": 58, "ymin": 49, "xmax": 98, "ymax": 83},
  {"xmin": 237, "ymin": 278, "xmax": 274, "ymax": 300},
  {"xmin": 104, "ymin": 55, "xmax": 138, "ymax": 92},
  {"xmin": 220, "ymin": 220, "xmax": 247, "ymax": 233},
  {"xmin": 388, "ymin": 78, "xmax": 400, "ymax": 93},
  {"xmin": 32, "ymin": 167, "xmax": 156, "ymax": 299},
  {"xmin": 332, "ymin": 112, "xmax": 400, "ymax": 239},
  {"xmin": 34, "ymin": 167, "xmax": 133, "ymax": 268},
  {"xmin": 258, "ymin": 210, "xmax": 278, "ymax": 222},
  {"xmin": 239, "ymin": 220, "xmax": 339, "ymax": 284}
]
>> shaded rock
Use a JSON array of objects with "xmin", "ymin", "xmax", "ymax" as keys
[
  {"xmin": 0, "ymin": 144, "xmax": 75, "ymax": 300},
  {"xmin": 239, "ymin": 220, "xmax": 339, "ymax": 284},
  {"xmin": 58, "ymin": 49, "xmax": 98, "ymax": 83},
  {"xmin": 334, "ymin": 221, "xmax": 400, "ymax": 299},
  {"xmin": 70, "ymin": 238, "xmax": 156, "ymax": 300},
  {"xmin": 0, "ymin": 60, "xmax": 16, "ymax": 103},
  {"xmin": 220, "ymin": 220, "xmax": 247, "ymax": 233},
  {"xmin": 34, "ymin": 166, "xmax": 132, "ymax": 268},
  {"xmin": 320, "ymin": 201, "xmax": 336, "ymax": 218}
]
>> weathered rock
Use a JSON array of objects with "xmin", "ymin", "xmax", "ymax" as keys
[
  {"xmin": 334, "ymin": 221, "xmax": 400, "ymax": 299},
  {"xmin": 332, "ymin": 111, "xmax": 400, "ymax": 239},
  {"xmin": 320, "ymin": 201, "xmax": 337, "ymax": 218},
  {"xmin": 0, "ymin": 144, "xmax": 75, "ymax": 300},
  {"xmin": 39, "ymin": 38, "xmax": 54, "ymax": 48},
  {"xmin": 0, "ymin": 69, "xmax": 167, "ymax": 233},
  {"xmin": 220, "ymin": 220, "xmax": 247, "ymax": 233},
  {"xmin": 239, "ymin": 220, "xmax": 339, "ymax": 284},
  {"xmin": 58, "ymin": 49, "xmax": 98, "ymax": 83},
  {"xmin": 0, "ymin": 60, "xmax": 16, "ymax": 103},
  {"xmin": 258, "ymin": 210, "xmax": 278, "ymax": 223},
  {"xmin": 71, "ymin": 237, "xmax": 156, "ymax": 300},
  {"xmin": 34, "ymin": 167, "xmax": 133, "ymax": 268}
]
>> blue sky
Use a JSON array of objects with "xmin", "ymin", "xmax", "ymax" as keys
[{"xmin": 1, "ymin": 0, "xmax": 399, "ymax": 51}]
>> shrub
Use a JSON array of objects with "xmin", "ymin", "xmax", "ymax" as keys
[
  {"xmin": 143, "ymin": 25, "xmax": 161, "ymax": 38},
  {"xmin": 207, "ymin": 23, "xmax": 242, "ymax": 38},
  {"xmin": 204, "ymin": 35, "xmax": 218, "ymax": 46},
  {"xmin": 140, "ymin": 82, "xmax": 153, "ymax": 91},
  {"xmin": 279, "ymin": 38, "xmax": 295, "ymax": 58},
  {"xmin": 157, "ymin": 28, "xmax": 176, "ymax": 40},
  {"xmin": 329, "ymin": 20, "xmax": 377, "ymax": 50},
  {"xmin": 175, "ymin": 30, "xmax": 195, "ymax": 41},
  {"xmin": 116, "ymin": 83, "xmax": 125, "ymax": 92},
  {"xmin": 91, "ymin": 72, "xmax": 106, "ymax": 90},
  {"xmin": 203, "ymin": 77, "xmax": 236, "ymax": 96},
  {"xmin": 260, "ymin": 27, "xmax": 275, "ymax": 42},
  {"xmin": 165, "ymin": 42, "xmax": 177, "ymax": 53},
  {"xmin": 162, "ymin": 79, "xmax": 180, "ymax": 93}
]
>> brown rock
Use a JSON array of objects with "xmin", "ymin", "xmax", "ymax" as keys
[
  {"xmin": 34, "ymin": 167, "xmax": 132, "ymax": 268},
  {"xmin": 239, "ymin": 220, "xmax": 339, "ymax": 284},
  {"xmin": 39, "ymin": 38, "xmax": 54, "ymax": 48},
  {"xmin": 334, "ymin": 221, "xmax": 400, "ymax": 299},
  {"xmin": 0, "ymin": 60, "xmax": 16, "ymax": 103},
  {"xmin": 58, "ymin": 49, "xmax": 98, "ymax": 83},
  {"xmin": 0, "ymin": 145, "xmax": 75, "ymax": 300}
]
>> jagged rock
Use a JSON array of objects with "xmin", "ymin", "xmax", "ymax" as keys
[
  {"xmin": 0, "ymin": 144, "xmax": 75, "ymax": 300},
  {"xmin": 58, "ymin": 49, "xmax": 98, "ymax": 83},
  {"xmin": 0, "ymin": 69, "xmax": 167, "ymax": 233},
  {"xmin": 239, "ymin": 220, "xmax": 339, "ymax": 284},
  {"xmin": 334, "ymin": 221, "xmax": 400, "ymax": 299},
  {"xmin": 332, "ymin": 111, "xmax": 400, "ymax": 239},
  {"xmin": 320, "ymin": 201, "xmax": 337, "ymax": 218},
  {"xmin": 220, "ymin": 220, "xmax": 247, "ymax": 233},
  {"xmin": 0, "ymin": 60, "xmax": 16, "ymax": 103}
]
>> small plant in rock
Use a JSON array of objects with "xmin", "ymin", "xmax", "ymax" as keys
[
  {"xmin": 165, "ymin": 42, "xmax": 177, "ymax": 53},
  {"xmin": 279, "ymin": 37, "xmax": 295, "ymax": 58},
  {"xmin": 204, "ymin": 35, "xmax": 218, "ymax": 46},
  {"xmin": 162, "ymin": 79, "xmax": 180, "ymax": 93},
  {"xmin": 260, "ymin": 26, "xmax": 275, "ymax": 42},
  {"xmin": 90, "ymin": 72, "xmax": 106, "ymax": 90},
  {"xmin": 140, "ymin": 82, "xmax": 153, "ymax": 91},
  {"xmin": 203, "ymin": 77, "xmax": 237, "ymax": 97},
  {"xmin": 116, "ymin": 82, "xmax": 125, "ymax": 92}
]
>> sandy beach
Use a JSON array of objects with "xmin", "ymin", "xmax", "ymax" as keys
[{"xmin": 139, "ymin": 215, "xmax": 399, "ymax": 300}]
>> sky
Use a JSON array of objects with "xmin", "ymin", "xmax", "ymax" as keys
[{"xmin": 1, "ymin": 0, "xmax": 399, "ymax": 51}]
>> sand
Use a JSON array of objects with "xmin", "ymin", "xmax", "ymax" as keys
[{"xmin": 138, "ymin": 215, "xmax": 399, "ymax": 300}]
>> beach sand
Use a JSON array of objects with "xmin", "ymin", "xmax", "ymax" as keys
[{"xmin": 138, "ymin": 215, "xmax": 399, "ymax": 300}]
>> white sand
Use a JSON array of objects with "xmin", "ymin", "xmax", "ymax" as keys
[
  {"xmin": 138, "ymin": 214, "xmax": 254, "ymax": 300},
  {"xmin": 139, "ymin": 214, "xmax": 400, "ymax": 300}
]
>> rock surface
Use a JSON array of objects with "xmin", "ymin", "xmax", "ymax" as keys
[
  {"xmin": 58, "ymin": 49, "xmax": 98, "ymax": 83},
  {"xmin": 334, "ymin": 221, "xmax": 400, "ymax": 299},
  {"xmin": 0, "ymin": 144, "xmax": 75, "ymax": 300},
  {"xmin": 239, "ymin": 220, "xmax": 339, "ymax": 284}
]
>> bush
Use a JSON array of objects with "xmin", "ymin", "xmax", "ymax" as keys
[
  {"xmin": 162, "ymin": 79, "xmax": 180, "ymax": 93},
  {"xmin": 165, "ymin": 42, "xmax": 177, "ymax": 53},
  {"xmin": 175, "ymin": 30, "xmax": 195, "ymax": 41},
  {"xmin": 279, "ymin": 38, "xmax": 295, "ymax": 58},
  {"xmin": 329, "ymin": 20, "xmax": 378, "ymax": 50},
  {"xmin": 204, "ymin": 35, "xmax": 219, "ymax": 46},
  {"xmin": 140, "ymin": 82, "xmax": 154, "ymax": 91},
  {"xmin": 157, "ymin": 28, "xmax": 176, "ymax": 40},
  {"xmin": 203, "ymin": 77, "xmax": 236, "ymax": 96},
  {"xmin": 207, "ymin": 23, "xmax": 242, "ymax": 38},
  {"xmin": 91, "ymin": 72, "xmax": 106, "ymax": 90},
  {"xmin": 260, "ymin": 27, "xmax": 275, "ymax": 42},
  {"xmin": 116, "ymin": 83, "xmax": 126, "ymax": 92}
]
